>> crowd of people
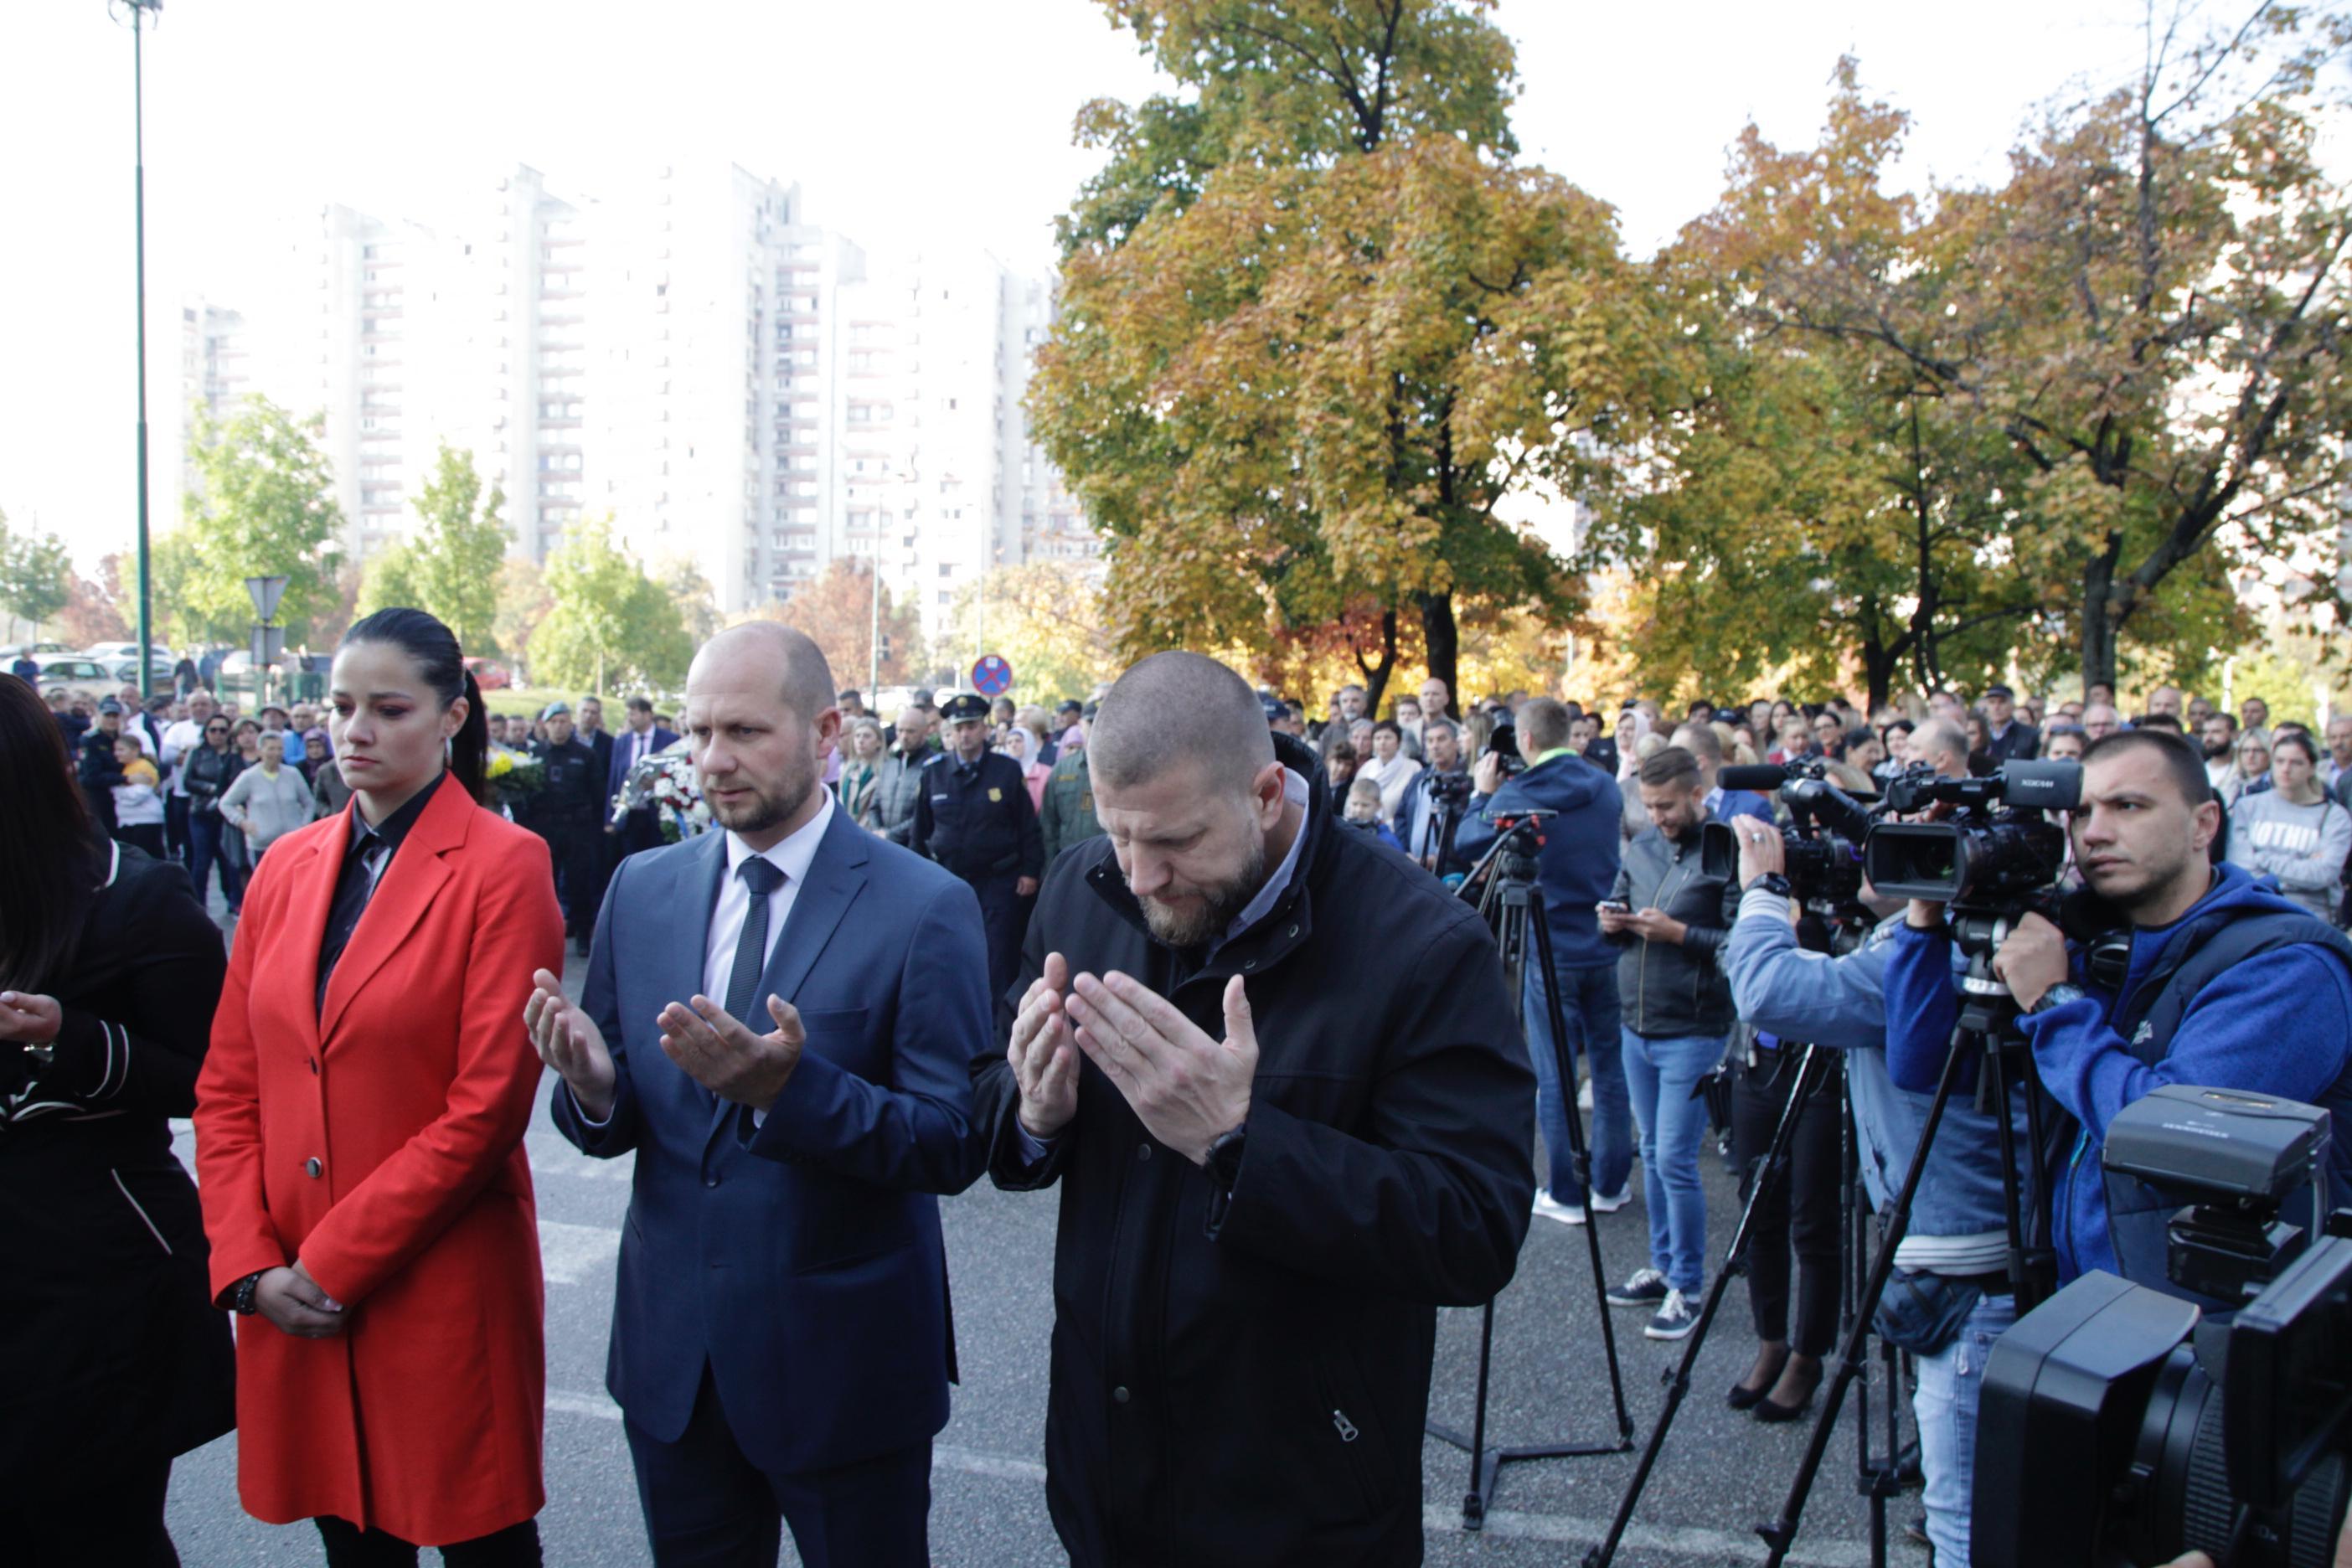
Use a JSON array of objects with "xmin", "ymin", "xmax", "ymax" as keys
[{"xmin": 12, "ymin": 633, "xmax": 2352, "ymax": 1568}]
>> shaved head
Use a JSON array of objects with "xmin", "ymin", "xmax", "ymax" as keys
[
  {"xmin": 691, "ymin": 620, "xmax": 835, "ymax": 725},
  {"xmin": 1090, "ymin": 651, "xmax": 1274, "ymax": 797}
]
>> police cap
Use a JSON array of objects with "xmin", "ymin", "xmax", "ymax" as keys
[{"xmin": 940, "ymin": 693, "xmax": 991, "ymax": 725}]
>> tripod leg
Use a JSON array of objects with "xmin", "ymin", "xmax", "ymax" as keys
[
  {"xmin": 1985, "ymin": 1049, "xmax": 2040, "ymax": 1313},
  {"xmin": 1524, "ymin": 895, "xmax": 1634, "ymax": 1442},
  {"xmin": 1757, "ymin": 1025, "xmax": 1974, "ymax": 1568},
  {"xmin": 1464, "ymin": 1298, "xmax": 1497, "ymax": 1529},
  {"xmin": 1584, "ymin": 1046, "xmax": 1832, "ymax": 1568}
]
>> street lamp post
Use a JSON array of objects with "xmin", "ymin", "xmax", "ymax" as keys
[{"xmin": 116, "ymin": 0, "xmax": 164, "ymax": 702}]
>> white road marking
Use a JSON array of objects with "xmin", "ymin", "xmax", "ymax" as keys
[{"xmin": 544, "ymin": 1389, "xmax": 1870, "ymax": 1562}]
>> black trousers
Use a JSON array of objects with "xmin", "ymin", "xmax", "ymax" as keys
[
  {"xmin": 117, "ymin": 822, "xmax": 168, "ymax": 858},
  {"xmin": 622, "ymin": 1367, "xmax": 931, "ymax": 1568},
  {"xmin": 8, "ymin": 1455, "xmax": 178, "ymax": 1566},
  {"xmin": 316, "ymin": 1516, "xmax": 541, "ymax": 1567},
  {"xmin": 1732, "ymin": 1049, "xmax": 1844, "ymax": 1358}
]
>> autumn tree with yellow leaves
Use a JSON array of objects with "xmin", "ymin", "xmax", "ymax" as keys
[{"xmin": 1030, "ymin": 0, "xmax": 1664, "ymax": 709}]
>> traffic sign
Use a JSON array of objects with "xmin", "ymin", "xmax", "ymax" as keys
[
  {"xmin": 971, "ymin": 654, "xmax": 1014, "ymax": 697},
  {"xmin": 245, "ymin": 575, "xmax": 289, "ymax": 623}
]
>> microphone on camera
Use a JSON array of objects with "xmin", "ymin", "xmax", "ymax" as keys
[{"xmin": 1718, "ymin": 764, "xmax": 1792, "ymax": 793}]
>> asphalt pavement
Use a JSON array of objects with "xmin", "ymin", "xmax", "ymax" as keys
[{"xmin": 160, "ymin": 933, "xmax": 1911, "ymax": 1567}]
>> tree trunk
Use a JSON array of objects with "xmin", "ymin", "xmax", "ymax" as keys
[
  {"xmin": 1358, "ymin": 608, "xmax": 1400, "ymax": 714},
  {"xmin": 1861, "ymin": 637, "xmax": 1900, "ymax": 712},
  {"xmin": 2081, "ymin": 542, "xmax": 2122, "ymax": 692},
  {"xmin": 1417, "ymin": 591, "xmax": 1459, "ymax": 709}
]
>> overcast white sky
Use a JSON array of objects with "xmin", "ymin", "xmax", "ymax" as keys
[{"xmin": 3, "ymin": 0, "xmax": 2173, "ymax": 568}]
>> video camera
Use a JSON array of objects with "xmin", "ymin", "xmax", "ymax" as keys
[
  {"xmin": 1483, "ymin": 719, "xmax": 1525, "ymax": 782},
  {"xmin": 1974, "ymin": 1086, "xmax": 2351, "ymax": 1566},
  {"xmin": 1863, "ymin": 760, "xmax": 2079, "ymax": 909},
  {"xmin": 1720, "ymin": 759, "xmax": 1875, "ymax": 917}
]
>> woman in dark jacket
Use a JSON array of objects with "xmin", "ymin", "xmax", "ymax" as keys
[
  {"xmin": 183, "ymin": 713, "xmax": 250, "ymax": 915},
  {"xmin": 0, "ymin": 675, "xmax": 235, "ymax": 1565}
]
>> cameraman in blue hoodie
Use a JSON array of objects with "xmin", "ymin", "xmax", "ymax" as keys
[
  {"xmin": 1455, "ymin": 697, "xmax": 1629, "ymax": 1225},
  {"xmin": 1884, "ymin": 727, "xmax": 2352, "ymax": 1297}
]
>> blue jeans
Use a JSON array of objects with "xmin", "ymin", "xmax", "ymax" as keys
[
  {"xmin": 187, "ymin": 810, "xmax": 245, "ymax": 914},
  {"xmin": 1522, "ymin": 960, "xmax": 1631, "ymax": 1204},
  {"xmin": 1622, "ymin": 1029, "xmax": 1722, "ymax": 1294},
  {"xmin": 1913, "ymin": 1291, "xmax": 2016, "ymax": 1566}
]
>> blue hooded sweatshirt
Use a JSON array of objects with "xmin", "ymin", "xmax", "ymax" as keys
[
  {"xmin": 1452, "ymin": 752, "xmax": 1623, "ymax": 970},
  {"xmin": 1883, "ymin": 863, "xmax": 2352, "ymax": 1282}
]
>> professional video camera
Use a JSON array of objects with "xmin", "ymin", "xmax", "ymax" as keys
[
  {"xmin": 1863, "ymin": 760, "xmax": 2080, "ymax": 909},
  {"xmin": 1483, "ymin": 719, "xmax": 1525, "ymax": 782},
  {"xmin": 1719, "ymin": 759, "xmax": 1875, "ymax": 920},
  {"xmin": 1974, "ymin": 1086, "xmax": 2351, "ymax": 1567}
]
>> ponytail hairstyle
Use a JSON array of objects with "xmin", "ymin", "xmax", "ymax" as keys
[{"xmin": 341, "ymin": 607, "xmax": 491, "ymax": 804}]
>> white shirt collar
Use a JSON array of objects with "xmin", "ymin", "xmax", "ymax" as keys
[
  {"xmin": 1221, "ymin": 767, "xmax": 1313, "ymax": 946},
  {"xmin": 724, "ymin": 787, "xmax": 835, "ymax": 887}
]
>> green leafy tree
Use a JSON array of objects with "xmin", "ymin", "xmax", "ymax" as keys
[
  {"xmin": 1714, "ymin": 12, "xmax": 2351, "ymax": 690},
  {"xmin": 529, "ymin": 514, "xmax": 691, "ymax": 694},
  {"xmin": 1033, "ymin": 0, "xmax": 1663, "ymax": 706},
  {"xmin": 491, "ymin": 557, "xmax": 551, "ymax": 667},
  {"xmin": 162, "ymin": 395, "xmax": 345, "ymax": 645},
  {"xmin": 948, "ymin": 562, "xmax": 1115, "ymax": 704},
  {"xmin": 355, "ymin": 444, "xmax": 508, "ymax": 652},
  {"xmin": 0, "ymin": 509, "xmax": 71, "ymax": 641}
]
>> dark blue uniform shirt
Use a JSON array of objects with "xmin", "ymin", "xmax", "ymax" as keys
[{"xmin": 910, "ymin": 750, "xmax": 1043, "ymax": 881}]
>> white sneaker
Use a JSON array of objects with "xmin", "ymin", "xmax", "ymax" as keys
[
  {"xmin": 1645, "ymin": 1288, "xmax": 1700, "ymax": 1340},
  {"xmin": 1589, "ymin": 1186, "xmax": 1633, "ymax": 1214},
  {"xmin": 1577, "ymin": 1079, "xmax": 1595, "ymax": 1112},
  {"xmin": 1531, "ymin": 1188, "xmax": 1587, "ymax": 1225}
]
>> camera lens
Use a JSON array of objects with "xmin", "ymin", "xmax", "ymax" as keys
[{"xmin": 2122, "ymin": 1344, "xmax": 2350, "ymax": 1566}]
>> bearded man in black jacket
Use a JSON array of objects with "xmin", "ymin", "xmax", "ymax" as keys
[{"xmin": 972, "ymin": 651, "xmax": 1534, "ymax": 1567}]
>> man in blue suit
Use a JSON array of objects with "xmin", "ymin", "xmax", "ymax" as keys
[
  {"xmin": 527, "ymin": 622, "xmax": 992, "ymax": 1567},
  {"xmin": 606, "ymin": 694, "xmax": 681, "ymax": 856}
]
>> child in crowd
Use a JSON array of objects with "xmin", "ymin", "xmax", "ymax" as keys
[{"xmin": 111, "ymin": 734, "xmax": 168, "ymax": 857}]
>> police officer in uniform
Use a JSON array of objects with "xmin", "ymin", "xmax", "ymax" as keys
[
  {"xmin": 532, "ymin": 700, "xmax": 606, "ymax": 956},
  {"xmin": 913, "ymin": 691, "xmax": 1043, "ymax": 1000}
]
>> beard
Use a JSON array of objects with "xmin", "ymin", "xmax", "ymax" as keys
[
  {"xmin": 2202, "ymin": 737, "xmax": 2233, "ymax": 760},
  {"xmin": 1137, "ymin": 834, "xmax": 1268, "ymax": 949},
  {"xmin": 704, "ymin": 759, "xmax": 818, "ymax": 838}
]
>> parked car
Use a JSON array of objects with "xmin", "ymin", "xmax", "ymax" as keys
[
  {"xmin": 462, "ymin": 657, "xmax": 513, "ymax": 691},
  {"xmin": 81, "ymin": 641, "xmax": 173, "ymax": 667},
  {"xmin": 34, "ymin": 656, "xmax": 114, "ymax": 702},
  {"xmin": 2, "ymin": 641, "xmax": 71, "ymax": 663},
  {"xmin": 106, "ymin": 652, "xmax": 178, "ymax": 688}
]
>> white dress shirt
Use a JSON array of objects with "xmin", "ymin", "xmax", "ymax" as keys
[{"xmin": 704, "ymin": 788, "xmax": 836, "ymax": 1006}]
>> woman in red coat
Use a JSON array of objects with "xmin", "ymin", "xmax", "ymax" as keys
[{"xmin": 195, "ymin": 608, "xmax": 564, "ymax": 1566}]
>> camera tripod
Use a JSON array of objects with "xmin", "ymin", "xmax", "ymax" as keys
[
  {"xmin": 1587, "ymin": 901, "xmax": 1895, "ymax": 1568},
  {"xmin": 1426, "ymin": 813, "xmax": 1636, "ymax": 1529},
  {"xmin": 1583, "ymin": 1040, "xmax": 1835, "ymax": 1568},
  {"xmin": 1756, "ymin": 906, "xmax": 2055, "ymax": 1568}
]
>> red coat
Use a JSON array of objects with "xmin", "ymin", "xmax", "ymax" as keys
[{"xmin": 195, "ymin": 773, "xmax": 564, "ymax": 1545}]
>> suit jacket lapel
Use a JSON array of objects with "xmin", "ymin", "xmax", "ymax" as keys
[
  {"xmin": 320, "ymin": 776, "xmax": 468, "ymax": 1044},
  {"xmin": 279, "ymin": 820, "xmax": 344, "ymax": 1053},
  {"xmin": 674, "ymin": 831, "xmax": 730, "ymax": 1112}
]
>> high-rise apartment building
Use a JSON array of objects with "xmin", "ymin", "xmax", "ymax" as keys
[{"xmin": 186, "ymin": 161, "xmax": 1096, "ymax": 637}]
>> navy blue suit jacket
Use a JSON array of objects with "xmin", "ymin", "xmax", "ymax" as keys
[{"xmin": 550, "ymin": 805, "xmax": 993, "ymax": 1474}]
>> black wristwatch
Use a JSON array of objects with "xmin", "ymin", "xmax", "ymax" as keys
[
  {"xmin": 2030, "ymin": 983, "xmax": 2089, "ymax": 1015},
  {"xmin": 230, "ymin": 1271, "xmax": 266, "ymax": 1316},
  {"xmin": 1746, "ymin": 872, "xmax": 1792, "ymax": 899},
  {"xmin": 1207, "ymin": 1123, "xmax": 1249, "ymax": 1194}
]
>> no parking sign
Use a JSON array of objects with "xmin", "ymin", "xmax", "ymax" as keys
[{"xmin": 971, "ymin": 654, "xmax": 1014, "ymax": 697}]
